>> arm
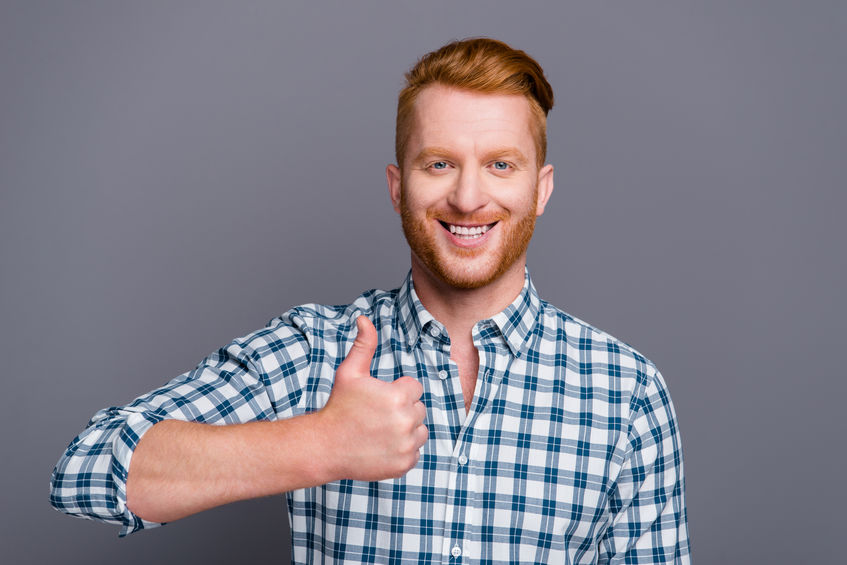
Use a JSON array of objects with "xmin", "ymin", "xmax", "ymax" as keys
[
  {"xmin": 124, "ymin": 415, "xmax": 334, "ymax": 523},
  {"xmin": 598, "ymin": 370, "xmax": 691, "ymax": 564},
  {"xmin": 51, "ymin": 316, "xmax": 426, "ymax": 534}
]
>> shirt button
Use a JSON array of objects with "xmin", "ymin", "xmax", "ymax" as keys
[
  {"xmin": 451, "ymin": 545, "xmax": 462, "ymax": 558},
  {"xmin": 458, "ymin": 454, "xmax": 468, "ymax": 465},
  {"xmin": 429, "ymin": 326, "xmax": 440, "ymax": 338},
  {"xmin": 438, "ymin": 370, "xmax": 448, "ymax": 380}
]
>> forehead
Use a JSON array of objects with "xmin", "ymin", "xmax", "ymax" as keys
[{"xmin": 408, "ymin": 85, "xmax": 536, "ymax": 159}]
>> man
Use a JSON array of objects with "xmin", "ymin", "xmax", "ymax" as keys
[{"xmin": 51, "ymin": 38, "xmax": 690, "ymax": 563}]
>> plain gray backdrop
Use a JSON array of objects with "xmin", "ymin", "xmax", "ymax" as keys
[{"xmin": 2, "ymin": 1, "xmax": 845, "ymax": 563}]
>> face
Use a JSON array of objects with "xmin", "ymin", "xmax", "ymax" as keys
[{"xmin": 387, "ymin": 85, "xmax": 554, "ymax": 291}]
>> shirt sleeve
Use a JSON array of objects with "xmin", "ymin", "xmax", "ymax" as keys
[
  {"xmin": 598, "ymin": 370, "xmax": 691, "ymax": 563},
  {"xmin": 49, "ymin": 319, "xmax": 312, "ymax": 537}
]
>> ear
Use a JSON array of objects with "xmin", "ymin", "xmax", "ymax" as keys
[
  {"xmin": 386, "ymin": 164, "xmax": 402, "ymax": 214},
  {"xmin": 535, "ymin": 164, "xmax": 554, "ymax": 216}
]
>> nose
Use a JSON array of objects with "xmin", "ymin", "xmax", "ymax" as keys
[{"xmin": 447, "ymin": 167, "xmax": 489, "ymax": 213}]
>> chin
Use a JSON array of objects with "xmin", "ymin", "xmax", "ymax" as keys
[{"xmin": 421, "ymin": 254, "xmax": 516, "ymax": 290}]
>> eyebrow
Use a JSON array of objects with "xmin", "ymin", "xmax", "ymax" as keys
[
  {"xmin": 410, "ymin": 147, "xmax": 454, "ymax": 167},
  {"xmin": 482, "ymin": 146, "xmax": 530, "ymax": 168},
  {"xmin": 411, "ymin": 146, "xmax": 530, "ymax": 168}
]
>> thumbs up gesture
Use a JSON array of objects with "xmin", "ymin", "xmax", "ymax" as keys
[{"xmin": 316, "ymin": 316, "xmax": 428, "ymax": 482}]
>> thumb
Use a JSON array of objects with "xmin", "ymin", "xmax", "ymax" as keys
[{"xmin": 340, "ymin": 315, "xmax": 378, "ymax": 377}]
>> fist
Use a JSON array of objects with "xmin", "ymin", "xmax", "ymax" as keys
[{"xmin": 317, "ymin": 316, "xmax": 428, "ymax": 482}]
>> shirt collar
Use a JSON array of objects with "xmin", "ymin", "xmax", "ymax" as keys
[
  {"xmin": 396, "ymin": 271, "xmax": 435, "ymax": 349},
  {"xmin": 396, "ymin": 268, "xmax": 543, "ymax": 357}
]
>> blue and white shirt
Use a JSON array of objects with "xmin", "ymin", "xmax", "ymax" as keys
[{"xmin": 51, "ymin": 270, "xmax": 690, "ymax": 563}]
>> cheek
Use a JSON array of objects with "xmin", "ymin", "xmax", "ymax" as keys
[
  {"xmin": 491, "ymin": 184, "xmax": 537, "ymax": 213},
  {"xmin": 401, "ymin": 182, "xmax": 445, "ymax": 212},
  {"xmin": 400, "ymin": 195, "xmax": 430, "ymax": 219}
]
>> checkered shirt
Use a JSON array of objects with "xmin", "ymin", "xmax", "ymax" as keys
[{"xmin": 51, "ymin": 270, "xmax": 690, "ymax": 563}]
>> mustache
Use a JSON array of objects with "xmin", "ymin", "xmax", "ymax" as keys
[{"xmin": 425, "ymin": 211, "xmax": 506, "ymax": 225}]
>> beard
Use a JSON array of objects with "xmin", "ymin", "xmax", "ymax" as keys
[{"xmin": 399, "ymin": 189, "xmax": 538, "ymax": 290}]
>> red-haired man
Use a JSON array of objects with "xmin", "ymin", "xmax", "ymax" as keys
[{"xmin": 52, "ymin": 38, "xmax": 690, "ymax": 563}]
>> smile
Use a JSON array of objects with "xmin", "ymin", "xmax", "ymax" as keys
[{"xmin": 440, "ymin": 221, "xmax": 496, "ymax": 240}]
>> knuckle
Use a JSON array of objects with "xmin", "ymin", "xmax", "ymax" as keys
[
  {"xmin": 402, "ymin": 436, "xmax": 417, "ymax": 453},
  {"xmin": 399, "ymin": 411, "xmax": 416, "ymax": 430},
  {"xmin": 396, "ymin": 375, "xmax": 419, "ymax": 389},
  {"xmin": 389, "ymin": 391, "xmax": 407, "ymax": 410}
]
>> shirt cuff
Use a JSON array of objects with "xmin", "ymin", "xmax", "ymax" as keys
[{"xmin": 112, "ymin": 411, "xmax": 166, "ymax": 536}]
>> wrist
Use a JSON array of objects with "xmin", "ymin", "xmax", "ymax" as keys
[{"xmin": 282, "ymin": 410, "xmax": 344, "ymax": 487}]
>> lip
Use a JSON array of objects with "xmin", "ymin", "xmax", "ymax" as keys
[{"xmin": 438, "ymin": 220, "xmax": 498, "ymax": 248}]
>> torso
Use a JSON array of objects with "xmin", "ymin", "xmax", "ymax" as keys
[{"xmin": 450, "ymin": 338, "xmax": 480, "ymax": 413}]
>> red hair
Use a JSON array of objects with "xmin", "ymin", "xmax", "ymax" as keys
[{"xmin": 396, "ymin": 38, "xmax": 554, "ymax": 168}]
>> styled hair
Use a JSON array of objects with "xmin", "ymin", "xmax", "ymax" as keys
[{"xmin": 395, "ymin": 37, "xmax": 554, "ymax": 168}]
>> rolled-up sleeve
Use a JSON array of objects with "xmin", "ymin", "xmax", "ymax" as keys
[{"xmin": 49, "ymin": 317, "xmax": 312, "ymax": 536}]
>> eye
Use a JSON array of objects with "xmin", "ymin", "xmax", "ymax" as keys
[
  {"xmin": 430, "ymin": 161, "xmax": 448, "ymax": 170},
  {"xmin": 492, "ymin": 161, "xmax": 511, "ymax": 171}
]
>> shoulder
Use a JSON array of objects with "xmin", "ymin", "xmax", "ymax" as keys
[
  {"xmin": 277, "ymin": 286, "xmax": 400, "ymax": 337},
  {"xmin": 230, "ymin": 286, "xmax": 401, "ymax": 360},
  {"xmin": 535, "ymin": 300, "xmax": 662, "ymax": 399}
]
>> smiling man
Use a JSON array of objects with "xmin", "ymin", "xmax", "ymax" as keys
[
  {"xmin": 51, "ymin": 38, "xmax": 691, "ymax": 563},
  {"xmin": 392, "ymin": 85, "xmax": 551, "ymax": 292}
]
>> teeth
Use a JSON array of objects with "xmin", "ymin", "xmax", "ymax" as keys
[{"xmin": 447, "ymin": 223, "xmax": 492, "ymax": 239}]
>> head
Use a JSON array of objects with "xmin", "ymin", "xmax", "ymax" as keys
[
  {"xmin": 387, "ymin": 38, "xmax": 555, "ymax": 293},
  {"xmin": 395, "ymin": 38, "xmax": 554, "ymax": 171}
]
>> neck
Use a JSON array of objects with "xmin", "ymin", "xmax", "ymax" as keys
[{"xmin": 410, "ymin": 255, "xmax": 526, "ymax": 340}]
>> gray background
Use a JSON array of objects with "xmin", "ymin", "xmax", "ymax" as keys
[{"xmin": 1, "ymin": 1, "xmax": 844, "ymax": 563}]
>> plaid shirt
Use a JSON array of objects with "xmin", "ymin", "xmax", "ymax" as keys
[{"xmin": 51, "ymin": 270, "xmax": 690, "ymax": 563}]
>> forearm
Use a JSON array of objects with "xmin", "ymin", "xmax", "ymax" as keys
[
  {"xmin": 126, "ymin": 414, "xmax": 337, "ymax": 523},
  {"xmin": 51, "ymin": 316, "xmax": 425, "ymax": 532}
]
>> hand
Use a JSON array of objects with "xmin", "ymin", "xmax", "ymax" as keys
[{"xmin": 317, "ymin": 316, "xmax": 428, "ymax": 482}]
